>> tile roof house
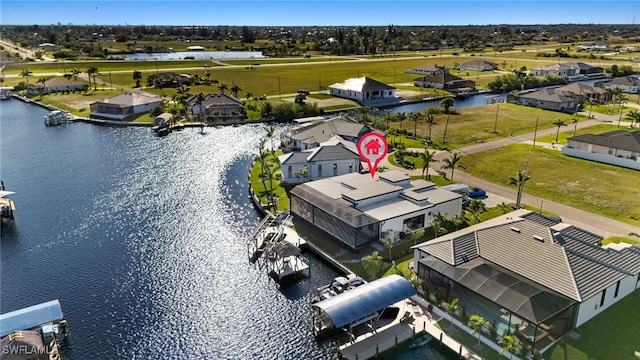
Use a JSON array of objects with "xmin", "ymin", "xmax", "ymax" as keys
[
  {"xmin": 187, "ymin": 93, "xmax": 245, "ymax": 122},
  {"xmin": 413, "ymin": 73, "xmax": 475, "ymax": 94},
  {"xmin": 26, "ymin": 77, "xmax": 88, "ymax": 95},
  {"xmin": 278, "ymin": 137, "xmax": 362, "ymax": 184},
  {"xmin": 460, "ymin": 59, "xmax": 496, "ymax": 72},
  {"xmin": 509, "ymin": 83, "xmax": 604, "ymax": 112},
  {"xmin": 89, "ymin": 92, "xmax": 163, "ymax": 120},
  {"xmin": 404, "ymin": 63, "xmax": 445, "ymax": 76},
  {"xmin": 603, "ymin": 75, "xmax": 640, "ymax": 94},
  {"xmin": 530, "ymin": 62, "xmax": 605, "ymax": 82},
  {"xmin": 280, "ymin": 115, "xmax": 370, "ymax": 152},
  {"xmin": 329, "ymin": 77, "xmax": 397, "ymax": 105},
  {"xmin": 562, "ymin": 130, "xmax": 640, "ymax": 170},
  {"xmin": 414, "ymin": 209, "xmax": 640, "ymax": 353},
  {"xmin": 290, "ymin": 170, "xmax": 462, "ymax": 248}
]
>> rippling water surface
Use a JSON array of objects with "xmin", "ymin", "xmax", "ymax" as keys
[{"xmin": 0, "ymin": 99, "xmax": 340, "ymax": 359}]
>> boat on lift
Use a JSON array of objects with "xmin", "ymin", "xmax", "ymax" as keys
[
  {"xmin": 44, "ymin": 110, "xmax": 72, "ymax": 126},
  {"xmin": 0, "ymin": 181, "xmax": 15, "ymax": 228}
]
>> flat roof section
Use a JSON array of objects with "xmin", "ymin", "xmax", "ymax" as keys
[
  {"xmin": 0, "ymin": 300, "xmax": 63, "ymax": 337},
  {"xmin": 312, "ymin": 275, "xmax": 417, "ymax": 329}
]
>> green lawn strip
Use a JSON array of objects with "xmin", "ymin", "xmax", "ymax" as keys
[
  {"xmin": 600, "ymin": 236, "xmax": 640, "ymax": 246},
  {"xmin": 459, "ymin": 143, "xmax": 640, "ymax": 227},
  {"xmin": 433, "ymin": 319, "xmax": 504, "ymax": 360},
  {"xmin": 249, "ymin": 151, "xmax": 290, "ymax": 212},
  {"xmin": 31, "ymin": 89, "xmax": 124, "ymax": 116},
  {"xmin": 544, "ymin": 290, "xmax": 640, "ymax": 360},
  {"xmin": 535, "ymin": 123, "xmax": 621, "ymax": 144}
]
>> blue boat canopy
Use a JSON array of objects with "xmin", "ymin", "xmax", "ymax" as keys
[
  {"xmin": 312, "ymin": 275, "xmax": 417, "ymax": 329},
  {"xmin": 0, "ymin": 300, "xmax": 64, "ymax": 337}
]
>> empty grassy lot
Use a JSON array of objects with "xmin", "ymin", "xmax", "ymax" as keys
[{"xmin": 459, "ymin": 143, "xmax": 640, "ymax": 227}]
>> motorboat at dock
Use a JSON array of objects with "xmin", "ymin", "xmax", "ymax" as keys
[
  {"xmin": 312, "ymin": 275, "xmax": 367, "ymax": 303},
  {"xmin": 0, "ymin": 181, "xmax": 16, "ymax": 228}
]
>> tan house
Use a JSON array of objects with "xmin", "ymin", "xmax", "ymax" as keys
[
  {"xmin": 413, "ymin": 73, "xmax": 475, "ymax": 94},
  {"xmin": 604, "ymin": 76, "xmax": 640, "ymax": 94},
  {"xmin": 26, "ymin": 78, "xmax": 88, "ymax": 95},
  {"xmin": 187, "ymin": 93, "xmax": 245, "ymax": 122},
  {"xmin": 562, "ymin": 130, "xmax": 640, "ymax": 170},
  {"xmin": 90, "ymin": 92, "xmax": 163, "ymax": 120},
  {"xmin": 404, "ymin": 63, "xmax": 445, "ymax": 76}
]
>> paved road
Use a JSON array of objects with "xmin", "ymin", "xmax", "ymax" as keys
[{"xmin": 382, "ymin": 111, "xmax": 639, "ymax": 238}]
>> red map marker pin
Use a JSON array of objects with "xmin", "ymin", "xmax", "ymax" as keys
[{"xmin": 357, "ymin": 132, "xmax": 388, "ymax": 178}]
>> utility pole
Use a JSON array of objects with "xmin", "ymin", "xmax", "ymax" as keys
[{"xmin": 532, "ymin": 117, "xmax": 539, "ymax": 149}]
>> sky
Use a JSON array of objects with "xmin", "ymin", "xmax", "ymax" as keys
[{"xmin": 1, "ymin": 0, "xmax": 639, "ymax": 26}]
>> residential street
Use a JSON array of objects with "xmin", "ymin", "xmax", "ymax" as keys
[{"xmin": 381, "ymin": 111, "xmax": 639, "ymax": 238}]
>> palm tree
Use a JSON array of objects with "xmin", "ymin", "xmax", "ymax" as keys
[
  {"xmin": 265, "ymin": 124, "xmax": 277, "ymax": 154},
  {"xmin": 383, "ymin": 109, "xmax": 393, "ymax": 129},
  {"xmin": 441, "ymin": 298, "xmax": 461, "ymax": 331},
  {"xmin": 625, "ymin": 110, "xmax": 640, "ymax": 128},
  {"xmin": 361, "ymin": 251, "xmax": 384, "ymax": 280},
  {"xmin": 70, "ymin": 68, "xmax": 81, "ymax": 80},
  {"xmin": 380, "ymin": 235, "xmax": 393, "ymax": 261},
  {"xmin": 616, "ymin": 93, "xmax": 628, "ymax": 127},
  {"xmin": 467, "ymin": 314, "xmax": 490, "ymax": 348},
  {"xmin": 605, "ymin": 88, "xmax": 616, "ymax": 113},
  {"xmin": 193, "ymin": 92, "xmax": 207, "ymax": 121},
  {"xmin": 175, "ymin": 85, "xmax": 191, "ymax": 104},
  {"xmin": 133, "ymin": 70, "xmax": 142, "ymax": 88},
  {"xmin": 432, "ymin": 212, "xmax": 449, "ymax": 235},
  {"xmin": 409, "ymin": 111, "xmax": 421, "ymax": 138},
  {"xmin": 86, "ymin": 66, "xmax": 100, "ymax": 89},
  {"xmin": 20, "ymin": 68, "xmax": 33, "ymax": 84},
  {"xmin": 425, "ymin": 113, "xmax": 435, "ymax": 143},
  {"xmin": 586, "ymin": 97, "xmax": 596, "ymax": 119},
  {"xmin": 440, "ymin": 97, "xmax": 454, "ymax": 143},
  {"xmin": 466, "ymin": 200, "xmax": 487, "ymax": 223},
  {"xmin": 613, "ymin": 87, "xmax": 624, "ymax": 113},
  {"xmin": 508, "ymin": 170, "xmax": 530, "ymax": 209},
  {"xmin": 230, "ymin": 84, "xmax": 242, "ymax": 98},
  {"xmin": 571, "ymin": 116, "xmax": 579, "ymax": 137},
  {"xmin": 396, "ymin": 112, "xmax": 407, "ymax": 140},
  {"xmin": 500, "ymin": 334, "xmax": 521, "ymax": 360},
  {"xmin": 420, "ymin": 150, "xmax": 437, "ymax": 180},
  {"xmin": 294, "ymin": 165, "xmax": 309, "ymax": 183},
  {"xmin": 218, "ymin": 83, "xmax": 228, "ymax": 94},
  {"xmin": 246, "ymin": 91, "xmax": 253, "ymax": 104},
  {"xmin": 552, "ymin": 119, "xmax": 566, "ymax": 142},
  {"xmin": 442, "ymin": 152, "xmax": 464, "ymax": 184},
  {"xmin": 36, "ymin": 76, "xmax": 48, "ymax": 93}
]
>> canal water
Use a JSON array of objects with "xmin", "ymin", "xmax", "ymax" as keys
[
  {"xmin": 109, "ymin": 51, "xmax": 265, "ymax": 61},
  {"xmin": 0, "ymin": 98, "xmax": 457, "ymax": 359}
]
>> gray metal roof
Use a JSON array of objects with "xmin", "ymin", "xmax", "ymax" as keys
[
  {"xmin": 289, "ymin": 117, "xmax": 368, "ymax": 144},
  {"xmin": 568, "ymin": 130, "xmax": 640, "ymax": 153},
  {"xmin": 307, "ymin": 143, "xmax": 360, "ymax": 162},
  {"xmin": 312, "ymin": 275, "xmax": 416, "ymax": 328}
]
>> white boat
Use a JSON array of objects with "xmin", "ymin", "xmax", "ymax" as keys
[
  {"xmin": 44, "ymin": 110, "xmax": 72, "ymax": 126},
  {"xmin": 0, "ymin": 181, "xmax": 15, "ymax": 226}
]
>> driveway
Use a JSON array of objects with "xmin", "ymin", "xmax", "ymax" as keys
[{"xmin": 382, "ymin": 113, "xmax": 639, "ymax": 238}]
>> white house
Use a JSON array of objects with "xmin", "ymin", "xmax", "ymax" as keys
[
  {"xmin": 89, "ymin": 92, "xmax": 163, "ymax": 120},
  {"xmin": 414, "ymin": 210, "xmax": 640, "ymax": 353},
  {"xmin": 604, "ymin": 75, "xmax": 640, "ymax": 94},
  {"xmin": 290, "ymin": 170, "xmax": 462, "ymax": 248},
  {"xmin": 26, "ymin": 78, "xmax": 88, "ymax": 95},
  {"xmin": 404, "ymin": 63, "xmax": 445, "ymax": 76},
  {"xmin": 329, "ymin": 77, "xmax": 396, "ymax": 104},
  {"xmin": 562, "ymin": 130, "xmax": 640, "ymax": 170},
  {"xmin": 278, "ymin": 137, "xmax": 361, "ymax": 184}
]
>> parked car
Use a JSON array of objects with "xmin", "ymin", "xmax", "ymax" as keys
[{"xmin": 467, "ymin": 188, "xmax": 486, "ymax": 198}]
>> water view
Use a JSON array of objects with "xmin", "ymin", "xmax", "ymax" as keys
[{"xmin": 109, "ymin": 51, "xmax": 265, "ymax": 61}]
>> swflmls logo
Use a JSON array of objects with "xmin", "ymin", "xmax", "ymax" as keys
[{"xmin": 2, "ymin": 345, "xmax": 50, "ymax": 355}]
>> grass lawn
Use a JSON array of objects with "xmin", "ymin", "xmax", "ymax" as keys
[
  {"xmin": 249, "ymin": 150, "xmax": 290, "ymax": 212},
  {"xmin": 544, "ymin": 290, "xmax": 640, "ymax": 360},
  {"xmin": 600, "ymin": 236, "xmax": 640, "ymax": 246},
  {"xmin": 459, "ymin": 143, "xmax": 640, "ymax": 227},
  {"xmin": 535, "ymin": 123, "xmax": 622, "ymax": 144},
  {"xmin": 29, "ymin": 88, "xmax": 124, "ymax": 116}
]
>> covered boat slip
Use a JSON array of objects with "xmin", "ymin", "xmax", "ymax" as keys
[
  {"xmin": 0, "ymin": 300, "xmax": 64, "ymax": 337},
  {"xmin": 312, "ymin": 275, "xmax": 417, "ymax": 335}
]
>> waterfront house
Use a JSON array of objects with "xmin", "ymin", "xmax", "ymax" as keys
[
  {"xmin": 278, "ymin": 137, "xmax": 362, "ymax": 184},
  {"xmin": 290, "ymin": 170, "xmax": 462, "ymax": 248},
  {"xmin": 413, "ymin": 210, "xmax": 640, "ymax": 353},
  {"xmin": 404, "ymin": 63, "xmax": 445, "ymax": 76},
  {"xmin": 603, "ymin": 75, "xmax": 640, "ymax": 94},
  {"xmin": 530, "ymin": 63, "xmax": 578, "ymax": 77},
  {"xmin": 459, "ymin": 59, "xmax": 495, "ymax": 72},
  {"xmin": 562, "ymin": 130, "xmax": 640, "ymax": 170},
  {"xmin": 413, "ymin": 73, "xmax": 475, "ymax": 94},
  {"xmin": 26, "ymin": 77, "xmax": 88, "ymax": 95},
  {"xmin": 89, "ymin": 92, "xmax": 163, "ymax": 120},
  {"xmin": 150, "ymin": 72, "xmax": 192, "ymax": 88},
  {"xmin": 187, "ymin": 93, "xmax": 245, "ymax": 122},
  {"xmin": 329, "ymin": 77, "xmax": 397, "ymax": 105},
  {"xmin": 529, "ymin": 62, "xmax": 605, "ymax": 82},
  {"xmin": 280, "ymin": 115, "xmax": 370, "ymax": 152},
  {"xmin": 509, "ymin": 84, "xmax": 587, "ymax": 112}
]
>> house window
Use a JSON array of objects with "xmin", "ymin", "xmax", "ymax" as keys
[
  {"xmin": 349, "ymin": 163, "xmax": 353, "ymax": 173},
  {"xmin": 288, "ymin": 166, "xmax": 292, "ymax": 178},
  {"xmin": 614, "ymin": 280, "xmax": 620, "ymax": 298},
  {"xmin": 608, "ymin": 148, "xmax": 614, "ymax": 155},
  {"xmin": 333, "ymin": 163, "xmax": 338, "ymax": 176},
  {"xmin": 318, "ymin": 164, "xmax": 322, "ymax": 177},
  {"xmin": 600, "ymin": 289, "xmax": 606, "ymax": 307}
]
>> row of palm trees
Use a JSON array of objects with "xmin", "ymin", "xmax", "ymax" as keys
[
  {"xmin": 21, "ymin": 66, "xmax": 100, "ymax": 89},
  {"xmin": 440, "ymin": 298, "xmax": 536, "ymax": 359}
]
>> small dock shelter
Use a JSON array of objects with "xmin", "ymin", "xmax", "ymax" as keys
[
  {"xmin": 0, "ymin": 300, "xmax": 64, "ymax": 337},
  {"xmin": 312, "ymin": 275, "xmax": 417, "ymax": 338}
]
